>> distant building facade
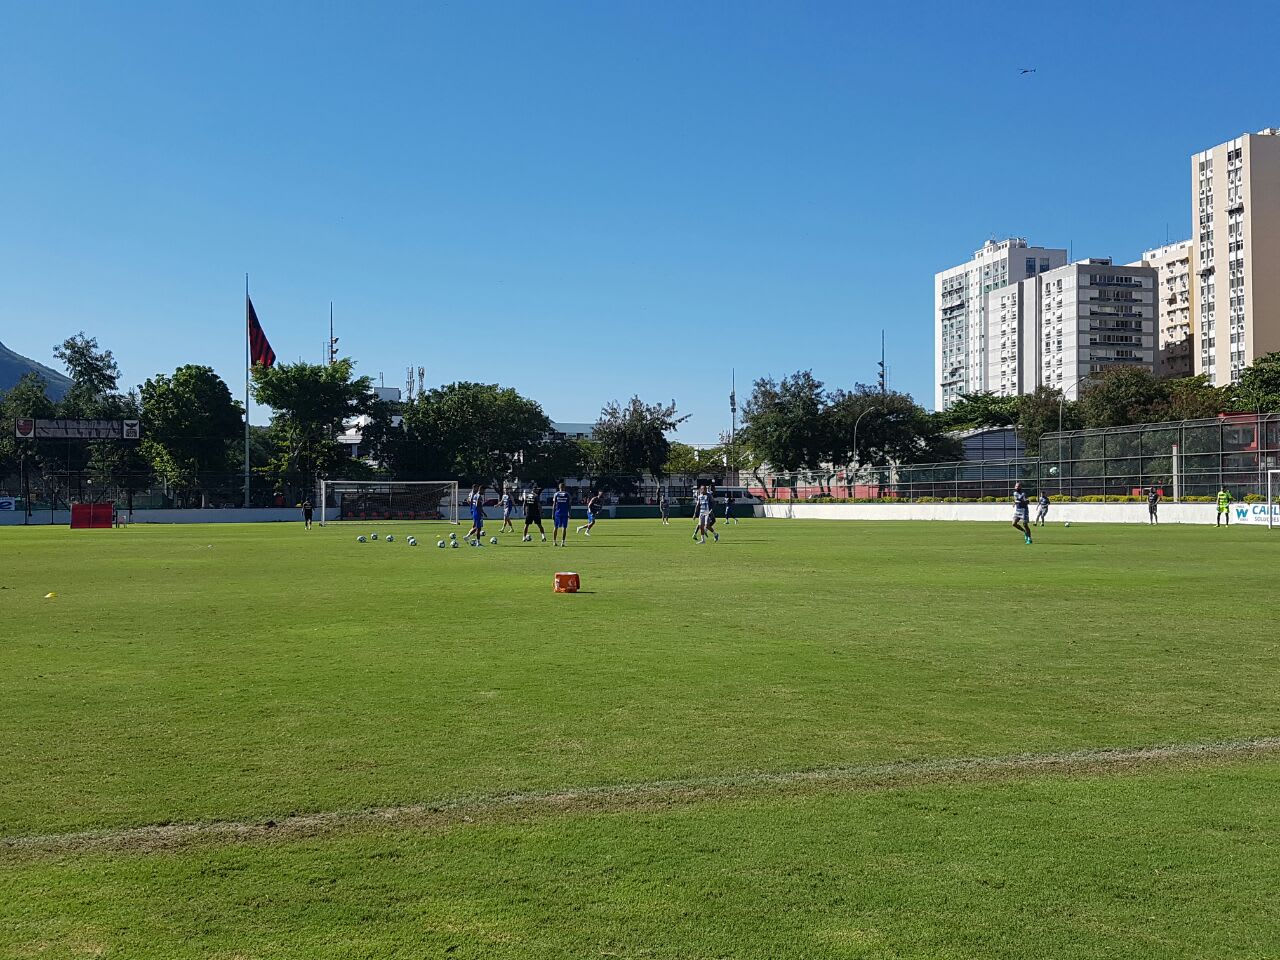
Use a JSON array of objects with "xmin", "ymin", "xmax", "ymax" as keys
[
  {"xmin": 934, "ymin": 238, "xmax": 1068, "ymax": 410},
  {"xmin": 1192, "ymin": 129, "xmax": 1280, "ymax": 385},
  {"xmin": 1128, "ymin": 241, "xmax": 1193, "ymax": 379}
]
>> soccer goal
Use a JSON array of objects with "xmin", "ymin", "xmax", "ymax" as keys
[
  {"xmin": 318, "ymin": 480, "xmax": 459, "ymax": 526},
  {"xmin": 1269, "ymin": 470, "xmax": 1280, "ymax": 530}
]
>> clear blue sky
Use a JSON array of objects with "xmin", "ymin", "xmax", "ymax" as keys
[{"xmin": 3, "ymin": 1, "xmax": 1278, "ymax": 440}]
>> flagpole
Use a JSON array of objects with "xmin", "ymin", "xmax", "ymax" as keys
[{"xmin": 244, "ymin": 273, "xmax": 251, "ymax": 509}]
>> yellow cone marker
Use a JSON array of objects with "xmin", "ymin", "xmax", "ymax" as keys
[{"xmin": 44, "ymin": 592, "xmax": 57, "ymax": 599}]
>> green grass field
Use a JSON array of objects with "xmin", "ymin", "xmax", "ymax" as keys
[{"xmin": 2, "ymin": 518, "xmax": 1278, "ymax": 958}]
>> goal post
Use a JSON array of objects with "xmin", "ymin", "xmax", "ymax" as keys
[
  {"xmin": 318, "ymin": 480, "xmax": 459, "ymax": 526},
  {"xmin": 1269, "ymin": 470, "xmax": 1280, "ymax": 530}
]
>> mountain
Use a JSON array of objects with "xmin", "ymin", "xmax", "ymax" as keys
[{"xmin": 0, "ymin": 340, "xmax": 73, "ymax": 401}]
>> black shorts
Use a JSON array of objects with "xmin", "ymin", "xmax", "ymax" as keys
[{"xmin": 524, "ymin": 509, "xmax": 542, "ymax": 523}]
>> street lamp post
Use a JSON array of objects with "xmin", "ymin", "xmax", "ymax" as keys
[
  {"xmin": 849, "ymin": 407, "xmax": 877, "ymax": 497},
  {"xmin": 1056, "ymin": 374, "xmax": 1095, "ymax": 497}
]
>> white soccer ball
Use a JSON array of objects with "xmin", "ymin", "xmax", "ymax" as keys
[
  {"xmin": 522, "ymin": 534, "xmax": 531, "ymax": 542},
  {"xmin": 407, "ymin": 537, "xmax": 417, "ymax": 547},
  {"xmin": 357, "ymin": 535, "xmax": 367, "ymax": 543},
  {"xmin": 370, "ymin": 533, "xmax": 379, "ymax": 540},
  {"xmin": 1064, "ymin": 521, "xmax": 1071, "ymax": 527},
  {"xmin": 489, "ymin": 537, "xmax": 498, "ymax": 544},
  {"xmin": 386, "ymin": 534, "xmax": 395, "ymax": 543},
  {"xmin": 451, "ymin": 539, "xmax": 460, "ymax": 548},
  {"xmin": 449, "ymin": 532, "xmax": 457, "ymax": 540},
  {"xmin": 437, "ymin": 540, "xmax": 446, "ymax": 548}
]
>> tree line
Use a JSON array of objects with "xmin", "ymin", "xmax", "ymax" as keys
[
  {"xmin": 937, "ymin": 355, "xmax": 1280, "ymax": 453},
  {"xmin": 5, "ymin": 332, "xmax": 1278, "ymax": 506}
]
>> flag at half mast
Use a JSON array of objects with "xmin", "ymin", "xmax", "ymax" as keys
[{"xmin": 247, "ymin": 295, "xmax": 276, "ymax": 368}]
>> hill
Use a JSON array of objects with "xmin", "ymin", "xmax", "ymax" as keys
[{"xmin": 0, "ymin": 340, "xmax": 73, "ymax": 400}]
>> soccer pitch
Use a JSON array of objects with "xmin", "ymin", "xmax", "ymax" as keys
[{"xmin": 2, "ymin": 518, "xmax": 1278, "ymax": 959}]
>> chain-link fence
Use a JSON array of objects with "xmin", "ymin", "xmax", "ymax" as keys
[{"xmin": 745, "ymin": 413, "xmax": 1280, "ymax": 503}]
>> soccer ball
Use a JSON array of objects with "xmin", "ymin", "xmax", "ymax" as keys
[
  {"xmin": 449, "ymin": 532, "xmax": 457, "ymax": 540},
  {"xmin": 489, "ymin": 537, "xmax": 498, "ymax": 544},
  {"xmin": 451, "ymin": 539, "xmax": 460, "ymax": 548},
  {"xmin": 357, "ymin": 535, "xmax": 367, "ymax": 543},
  {"xmin": 437, "ymin": 540, "xmax": 446, "ymax": 548},
  {"xmin": 522, "ymin": 534, "xmax": 531, "ymax": 542},
  {"xmin": 407, "ymin": 537, "xmax": 417, "ymax": 547},
  {"xmin": 370, "ymin": 533, "xmax": 378, "ymax": 540},
  {"xmin": 386, "ymin": 535, "xmax": 395, "ymax": 543},
  {"xmin": 1064, "ymin": 521, "xmax": 1071, "ymax": 528}
]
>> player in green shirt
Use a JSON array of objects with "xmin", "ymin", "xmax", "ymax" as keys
[{"xmin": 1216, "ymin": 487, "xmax": 1231, "ymax": 526}]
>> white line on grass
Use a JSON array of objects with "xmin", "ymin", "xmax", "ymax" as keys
[{"xmin": 5, "ymin": 736, "xmax": 1278, "ymax": 855}]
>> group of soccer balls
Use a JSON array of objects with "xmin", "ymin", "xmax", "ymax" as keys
[{"xmin": 355, "ymin": 531, "xmax": 498, "ymax": 549}]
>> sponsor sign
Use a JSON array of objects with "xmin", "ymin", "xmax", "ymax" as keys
[
  {"xmin": 1231, "ymin": 502, "xmax": 1280, "ymax": 526},
  {"xmin": 12, "ymin": 419, "xmax": 141, "ymax": 440},
  {"xmin": 0, "ymin": 497, "xmax": 16, "ymax": 511}
]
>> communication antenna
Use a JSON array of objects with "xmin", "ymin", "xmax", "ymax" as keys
[{"xmin": 418, "ymin": 366, "xmax": 425, "ymax": 395}]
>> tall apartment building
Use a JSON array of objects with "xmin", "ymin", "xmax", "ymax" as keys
[
  {"xmin": 935, "ymin": 238, "xmax": 1067, "ymax": 409},
  {"xmin": 1128, "ymin": 240, "xmax": 1193, "ymax": 378},
  {"xmin": 1192, "ymin": 129, "xmax": 1280, "ymax": 385},
  {"xmin": 984, "ymin": 259, "xmax": 1157, "ymax": 399}
]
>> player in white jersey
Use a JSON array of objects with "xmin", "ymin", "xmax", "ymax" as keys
[
  {"xmin": 692, "ymin": 485, "xmax": 719, "ymax": 544},
  {"xmin": 499, "ymin": 488, "xmax": 515, "ymax": 532}
]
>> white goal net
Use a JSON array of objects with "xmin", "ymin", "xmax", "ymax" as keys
[{"xmin": 318, "ymin": 480, "xmax": 459, "ymax": 526}]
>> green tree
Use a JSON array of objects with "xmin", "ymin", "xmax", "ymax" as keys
[
  {"xmin": 53, "ymin": 333, "xmax": 120, "ymax": 417},
  {"xmin": 1016, "ymin": 385, "xmax": 1078, "ymax": 455},
  {"xmin": 251, "ymin": 359, "xmax": 375, "ymax": 491},
  {"xmin": 739, "ymin": 371, "xmax": 829, "ymax": 491},
  {"xmin": 935, "ymin": 391, "xmax": 1021, "ymax": 431},
  {"xmin": 140, "ymin": 365, "xmax": 244, "ymax": 506},
  {"xmin": 1077, "ymin": 366, "xmax": 1168, "ymax": 428},
  {"xmin": 396, "ymin": 381, "xmax": 553, "ymax": 486},
  {"xmin": 0, "ymin": 372, "xmax": 56, "ymax": 481},
  {"xmin": 1146, "ymin": 375, "xmax": 1228, "ymax": 422},
  {"xmin": 1232, "ymin": 351, "xmax": 1280, "ymax": 412},
  {"xmin": 593, "ymin": 396, "xmax": 687, "ymax": 480}
]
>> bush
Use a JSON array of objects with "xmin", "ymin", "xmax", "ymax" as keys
[{"xmin": 1243, "ymin": 494, "xmax": 1265, "ymax": 503}]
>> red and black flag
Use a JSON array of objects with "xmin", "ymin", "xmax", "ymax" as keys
[{"xmin": 246, "ymin": 295, "xmax": 276, "ymax": 368}]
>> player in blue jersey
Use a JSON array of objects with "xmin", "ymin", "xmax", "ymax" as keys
[
  {"xmin": 551, "ymin": 481, "xmax": 571, "ymax": 546},
  {"xmin": 1034, "ymin": 490, "xmax": 1050, "ymax": 526},
  {"xmin": 1012, "ymin": 482, "xmax": 1032, "ymax": 544},
  {"xmin": 723, "ymin": 494, "xmax": 739, "ymax": 525},
  {"xmin": 499, "ymin": 487, "xmax": 515, "ymax": 533},
  {"xmin": 577, "ymin": 490, "xmax": 603, "ymax": 537},
  {"xmin": 464, "ymin": 484, "xmax": 486, "ymax": 542}
]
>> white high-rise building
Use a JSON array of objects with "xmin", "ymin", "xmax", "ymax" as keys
[
  {"xmin": 984, "ymin": 259, "xmax": 1158, "ymax": 399},
  {"xmin": 1128, "ymin": 241, "xmax": 1193, "ymax": 379},
  {"xmin": 935, "ymin": 238, "xmax": 1067, "ymax": 409},
  {"xmin": 1192, "ymin": 129, "xmax": 1280, "ymax": 385}
]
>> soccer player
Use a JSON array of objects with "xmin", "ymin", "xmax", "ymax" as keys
[
  {"xmin": 301, "ymin": 499, "xmax": 314, "ymax": 530},
  {"xmin": 658, "ymin": 489, "xmax": 670, "ymax": 525},
  {"xmin": 1012, "ymin": 481, "xmax": 1033, "ymax": 544},
  {"xmin": 464, "ymin": 484, "xmax": 485, "ymax": 542},
  {"xmin": 521, "ymin": 486, "xmax": 546, "ymax": 542},
  {"xmin": 1034, "ymin": 490, "xmax": 1049, "ymax": 526},
  {"xmin": 1216, "ymin": 486, "xmax": 1231, "ymax": 526},
  {"xmin": 499, "ymin": 487, "xmax": 515, "ymax": 533},
  {"xmin": 693, "ymin": 485, "xmax": 719, "ymax": 544},
  {"xmin": 1147, "ymin": 487, "xmax": 1160, "ymax": 525},
  {"xmin": 723, "ymin": 494, "xmax": 739, "ymax": 525},
  {"xmin": 577, "ymin": 490, "xmax": 603, "ymax": 537},
  {"xmin": 552, "ymin": 481, "xmax": 571, "ymax": 546}
]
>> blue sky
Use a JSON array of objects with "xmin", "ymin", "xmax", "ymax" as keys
[{"xmin": 2, "ymin": 1, "xmax": 1278, "ymax": 440}]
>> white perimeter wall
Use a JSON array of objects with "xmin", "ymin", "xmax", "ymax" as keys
[
  {"xmin": 756, "ymin": 502, "xmax": 1278, "ymax": 526},
  {"xmin": 0, "ymin": 508, "xmax": 338, "ymax": 526}
]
